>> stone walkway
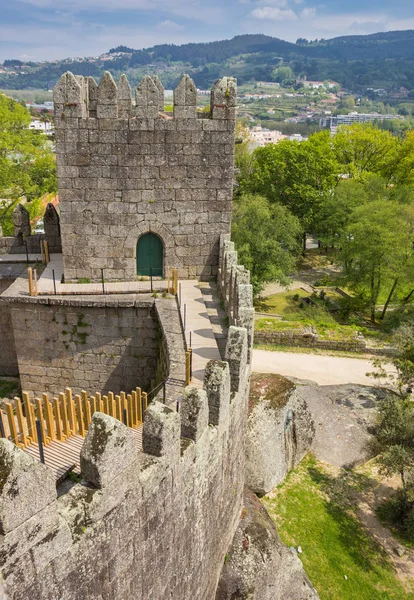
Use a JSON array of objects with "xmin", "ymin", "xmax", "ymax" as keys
[
  {"xmin": 33, "ymin": 255, "xmax": 169, "ymax": 295},
  {"xmin": 178, "ymin": 280, "xmax": 221, "ymax": 387}
]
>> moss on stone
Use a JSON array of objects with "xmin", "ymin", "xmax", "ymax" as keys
[{"xmin": 249, "ymin": 373, "xmax": 294, "ymax": 414}]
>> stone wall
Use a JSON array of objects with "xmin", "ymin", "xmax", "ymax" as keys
[
  {"xmin": 6, "ymin": 296, "xmax": 159, "ymax": 397},
  {"xmin": 53, "ymin": 72, "xmax": 236, "ymax": 282},
  {"xmin": 0, "ymin": 235, "xmax": 254, "ymax": 600},
  {"xmin": 0, "ymin": 281, "xmax": 18, "ymax": 377},
  {"xmin": 254, "ymin": 329, "xmax": 367, "ymax": 353},
  {"xmin": 0, "ymin": 336, "xmax": 251, "ymax": 600}
]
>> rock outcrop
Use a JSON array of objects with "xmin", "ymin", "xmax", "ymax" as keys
[
  {"xmin": 246, "ymin": 373, "xmax": 315, "ymax": 495},
  {"xmin": 216, "ymin": 488, "xmax": 320, "ymax": 600}
]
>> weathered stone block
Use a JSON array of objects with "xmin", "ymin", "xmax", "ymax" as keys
[
  {"xmin": 142, "ymin": 402, "xmax": 180, "ymax": 459},
  {"xmin": 224, "ymin": 327, "xmax": 248, "ymax": 393},
  {"xmin": 80, "ymin": 412, "xmax": 138, "ymax": 488},
  {"xmin": 204, "ymin": 360, "xmax": 231, "ymax": 427},
  {"xmin": 0, "ymin": 440, "xmax": 56, "ymax": 534},
  {"xmin": 181, "ymin": 387, "xmax": 209, "ymax": 441}
]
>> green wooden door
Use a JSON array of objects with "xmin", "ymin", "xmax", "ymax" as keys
[{"xmin": 136, "ymin": 233, "xmax": 163, "ymax": 276}]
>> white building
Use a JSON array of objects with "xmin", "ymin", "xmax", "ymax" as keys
[
  {"xmin": 320, "ymin": 111, "xmax": 403, "ymax": 134},
  {"xmin": 249, "ymin": 126, "xmax": 285, "ymax": 147}
]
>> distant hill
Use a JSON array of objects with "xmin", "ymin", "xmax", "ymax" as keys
[{"xmin": 2, "ymin": 31, "xmax": 414, "ymax": 92}]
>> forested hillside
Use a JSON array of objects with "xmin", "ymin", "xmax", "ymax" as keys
[{"xmin": 2, "ymin": 30, "xmax": 414, "ymax": 92}]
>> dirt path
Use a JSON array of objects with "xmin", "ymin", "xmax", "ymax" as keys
[
  {"xmin": 356, "ymin": 474, "xmax": 414, "ymax": 589},
  {"xmin": 253, "ymin": 349, "xmax": 396, "ymax": 387}
]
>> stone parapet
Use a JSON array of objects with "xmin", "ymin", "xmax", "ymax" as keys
[
  {"xmin": 0, "ymin": 294, "xmax": 252, "ymax": 600},
  {"xmin": 218, "ymin": 234, "xmax": 254, "ymax": 363}
]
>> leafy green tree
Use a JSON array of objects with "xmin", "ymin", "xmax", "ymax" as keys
[
  {"xmin": 340, "ymin": 201, "xmax": 414, "ymax": 323},
  {"xmin": 231, "ymin": 194, "xmax": 302, "ymax": 296},
  {"xmin": 234, "ymin": 123, "xmax": 253, "ymax": 194},
  {"xmin": 333, "ymin": 123, "xmax": 399, "ymax": 180},
  {"xmin": 370, "ymin": 394, "xmax": 414, "ymax": 521},
  {"xmin": 272, "ymin": 65, "xmax": 295, "ymax": 87},
  {"xmin": 0, "ymin": 94, "xmax": 56, "ymax": 234},
  {"xmin": 248, "ymin": 132, "xmax": 339, "ymax": 252},
  {"xmin": 317, "ymin": 175, "xmax": 414, "ymax": 249}
]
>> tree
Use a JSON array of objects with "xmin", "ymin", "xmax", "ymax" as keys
[
  {"xmin": 370, "ymin": 393, "xmax": 414, "ymax": 534},
  {"xmin": 333, "ymin": 123, "xmax": 399, "ymax": 180},
  {"xmin": 234, "ymin": 123, "xmax": 253, "ymax": 194},
  {"xmin": 340, "ymin": 201, "xmax": 414, "ymax": 323},
  {"xmin": 231, "ymin": 194, "xmax": 302, "ymax": 296},
  {"xmin": 272, "ymin": 65, "xmax": 295, "ymax": 87},
  {"xmin": 248, "ymin": 132, "xmax": 339, "ymax": 252},
  {"xmin": 0, "ymin": 94, "xmax": 56, "ymax": 233}
]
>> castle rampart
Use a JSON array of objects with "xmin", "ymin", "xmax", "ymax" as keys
[
  {"xmin": 53, "ymin": 72, "xmax": 236, "ymax": 282},
  {"xmin": 0, "ymin": 238, "xmax": 254, "ymax": 600}
]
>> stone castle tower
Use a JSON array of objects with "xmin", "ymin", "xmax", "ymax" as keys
[{"xmin": 53, "ymin": 72, "xmax": 236, "ymax": 281}]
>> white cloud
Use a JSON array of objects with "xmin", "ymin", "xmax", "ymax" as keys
[
  {"xmin": 156, "ymin": 20, "xmax": 184, "ymax": 30},
  {"xmin": 239, "ymin": 0, "xmax": 288, "ymax": 5},
  {"xmin": 17, "ymin": 0, "xmax": 225, "ymax": 26},
  {"xmin": 300, "ymin": 7, "xmax": 316, "ymax": 19},
  {"xmin": 250, "ymin": 6, "xmax": 298, "ymax": 20}
]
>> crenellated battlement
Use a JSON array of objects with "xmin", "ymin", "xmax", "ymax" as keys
[
  {"xmin": 53, "ymin": 71, "xmax": 237, "ymax": 283},
  {"xmin": 0, "ymin": 235, "xmax": 251, "ymax": 600},
  {"xmin": 53, "ymin": 71, "xmax": 236, "ymax": 122}
]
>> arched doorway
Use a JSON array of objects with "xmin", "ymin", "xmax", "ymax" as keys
[{"xmin": 136, "ymin": 233, "xmax": 163, "ymax": 277}]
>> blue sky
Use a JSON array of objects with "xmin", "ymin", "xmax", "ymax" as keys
[{"xmin": 1, "ymin": 0, "xmax": 414, "ymax": 62}]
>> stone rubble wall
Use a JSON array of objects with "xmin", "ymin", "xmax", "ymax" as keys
[
  {"xmin": 254, "ymin": 329, "xmax": 367, "ymax": 352},
  {"xmin": 4, "ymin": 296, "xmax": 159, "ymax": 397},
  {"xmin": 53, "ymin": 72, "xmax": 236, "ymax": 282}
]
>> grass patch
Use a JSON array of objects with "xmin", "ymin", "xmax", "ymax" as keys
[
  {"xmin": 255, "ymin": 290, "xmax": 393, "ymax": 345},
  {"xmin": 0, "ymin": 378, "xmax": 20, "ymax": 399},
  {"xmin": 263, "ymin": 456, "xmax": 414, "ymax": 600},
  {"xmin": 377, "ymin": 496, "xmax": 414, "ymax": 550},
  {"xmin": 255, "ymin": 289, "xmax": 309, "ymax": 315}
]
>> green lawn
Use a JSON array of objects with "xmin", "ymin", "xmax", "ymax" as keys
[
  {"xmin": 255, "ymin": 291, "xmax": 393, "ymax": 345},
  {"xmin": 263, "ymin": 456, "xmax": 414, "ymax": 600}
]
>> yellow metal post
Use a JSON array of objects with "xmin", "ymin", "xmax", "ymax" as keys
[
  {"xmin": 75, "ymin": 395, "xmax": 85, "ymax": 437},
  {"xmin": 35, "ymin": 398, "xmax": 48, "ymax": 445},
  {"xmin": 14, "ymin": 398, "xmax": 28, "ymax": 447},
  {"xmin": 33, "ymin": 268, "xmax": 38, "ymax": 296},
  {"xmin": 22, "ymin": 392, "xmax": 36, "ymax": 442},
  {"xmin": 82, "ymin": 390, "xmax": 91, "ymax": 428},
  {"xmin": 44, "ymin": 240, "xmax": 50, "ymax": 264},
  {"xmin": 136, "ymin": 387, "xmax": 142, "ymax": 423},
  {"xmin": 43, "ymin": 394, "xmax": 56, "ymax": 441},
  {"xmin": 115, "ymin": 395, "xmax": 121, "ymax": 421},
  {"xmin": 53, "ymin": 398, "xmax": 65, "ymax": 441},
  {"xmin": 5, "ymin": 403, "xmax": 20, "ymax": 447},
  {"xmin": 27, "ymin": 268, "xmax": 33, "ymax": 296},
  {"xmin": 66, "ymin": 388, "xmax": 77, "ymax": 434},
  {"xmin": 59, "ymin": 392, "xmax": 70, "ymax": 438},
  {"xmin": 185, "ymin": 349, "xmax": 192, "ymax": 386}
]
